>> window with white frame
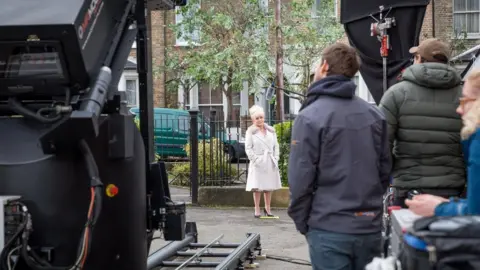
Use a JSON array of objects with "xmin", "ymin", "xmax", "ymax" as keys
[
  {"xmin": 352, "ymin": 75, "xmax": 360, "ymax": 96},
  {"xmin": 312, "ymin": 0, "xmax": 322, "ymax": 17},
  {"xmin": 259, "ymin": 0, "xmax": 268, "ymax": 12},
  {"xmin": 312, "ymin": 0, "xmax": 337, "ymax": 18},
  {"xmin": 197, "ymin": 82, "xmax": 224, "ymax": 120},
  {"xmin": 453, "ymin": 0, "xmax": 480, "ymax": 36},
  {"xmin": 365, "ymin": 91, "xmax": 375, "ymax": 104},
  {"xmin": 231, "ymin": 92, "xmax": 242, "ymax": 124},
  {"xmin": 125, "ymin": 78, "xmax": 138, "ymax": 107},
  {"xmin": 353, "ymin": 73, "xmax": 375, "ymax": 104},
  {"xmin": 252, "ymin": 0, "xmax": 269, "ymax": 40},
  {"xmin": 175, "ymin": 2, "xmax": 201, "ymax": 46}
]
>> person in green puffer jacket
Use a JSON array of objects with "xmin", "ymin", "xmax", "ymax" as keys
[{"xmin": 379, "ymin": 38, "xmax": 466, "ymax": 208}]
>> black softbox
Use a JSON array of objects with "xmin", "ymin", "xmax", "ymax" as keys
[{"xmin": 341, "ymin": 0, "xmax": 430, "ymax": 104}]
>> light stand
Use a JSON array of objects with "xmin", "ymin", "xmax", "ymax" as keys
[
  {"xmin": 370, "ymin": 6, "xmax": 396, "ymax": 93},
  {"xmin": 371, "ymin": 8, "xmax": 396, "ymax": 257}
]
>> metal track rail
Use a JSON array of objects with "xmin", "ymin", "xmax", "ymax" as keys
[
  {"xmin": 175, "ymin": 234, "xmax": 225, "ymax": 269},
  {"xmin": 148, "ymin": 233, "xmax": 262, "ymax": 270},
  {"xmin": 214, "ymin": 233, "xmax": 261, "ymax": 270}
]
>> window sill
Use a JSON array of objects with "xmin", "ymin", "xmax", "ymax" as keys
[
  {"xmin": 175, "ymin": 42, "xmax": 201, "ymax": 47},
  {"xmin": 199, "ymin": 103, "xmax": 223, "ymax": 106},
  {"xmin": 453, "ymin": 33, "xmax": 480, "ymax": 40}
]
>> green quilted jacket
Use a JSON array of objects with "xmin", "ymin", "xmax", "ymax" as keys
[{"xmin": 379, "ymin": 62, "xmax": 466, "ymax": 190}]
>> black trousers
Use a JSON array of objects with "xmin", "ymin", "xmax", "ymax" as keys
[{"xmin": 392, "ymin": 187, "xmax": 464, "ymax": 208}]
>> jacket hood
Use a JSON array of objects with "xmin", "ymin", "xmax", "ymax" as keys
[
  {"xmin": 307, "ymin": 75, "xmax": 357, "ymax": 98},
  {"xmin": 402, "ymin": 63, "xmax": 461, "ymax": 89}
]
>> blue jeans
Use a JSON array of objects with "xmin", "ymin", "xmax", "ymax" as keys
[{"xmin": 306, "ymin": 229, "xmax": 381, "ymax": 270}]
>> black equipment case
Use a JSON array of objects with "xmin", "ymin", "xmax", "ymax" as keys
[{"xmin": 398, "ymin": 215, "xmax": 480, "ymax": 270}]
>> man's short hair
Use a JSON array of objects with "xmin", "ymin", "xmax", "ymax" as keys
[{"xmin": 322, "ymin": 43, "xmax": 361, "ymax": 78}]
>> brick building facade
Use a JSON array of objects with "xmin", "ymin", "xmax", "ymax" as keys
[{"xmin": 121, "ymin": 0, "xmax": 479, "ymax": 111}]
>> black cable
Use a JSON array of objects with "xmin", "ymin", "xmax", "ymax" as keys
[
  {"xmin": 20, "ymin": 213, "xmax": 75, "ymax": 270},
  {"xmin": 8, "ymin": 98, "xmax": 61, "ymax": 123},
  {"xmin": 29, "ymin": 249, "xmax": 51, "ymax": 267},
  {"xmin": 266, "ymin": 254, "xmax": 312, "ymax": 266},
  {"xmin": 7, "ymin": 88, "xmax": 70, "ymax": 124},
  {"xmin": 79, "ymin": 139, "xmax": 103, "ymax": 228},
  {"xmin": 79, "ymin": 140, "xmax": 102, "ymax": 187},
  {"xmin": 78, "ymin": 140, "xmax": 104, "ymax": 264},
  {"xmin": 20, "ymin": 140, "xmax": 104, "ymax": 270}
]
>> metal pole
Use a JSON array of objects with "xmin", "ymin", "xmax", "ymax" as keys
[
  {"xmin": 189, "ymin": 109, "xmax": 199, "ymax": 204},
  {"xmin": 370, "ymin": 6, "xmax": 395, "ymax": 95},
  {"xmin": 275, "ymin": 0, "xmax": 284, "ymax": 121},
  {"xmin": 383, "ymin": 57, "xmax": 388, "ymax": 93},
  {"xmin": 175, "ymin": 234, "xmax": 225, "ymax": 270},
  {"xmin": 176, "ymin": 251, "xmax": 231, "ymax": 257},
  {"xmin": 210, "ymin": 110, "xmax": 217, "ymax": 137},
  {"xmin": 210, "ymin": 110, "xmax": 216, "ymax": 185},
  {"xmin": 189, "ymin": 243, "xmax": 239, "ymax": 249},
  {"xmin": 432, "ymin": 0, "xmax": 436, "ymax": 38},
  {"xmin": 147, "ymin": 233, "xmax": 197, "ymax": 269},
  {"xmin": 381, "ymin": 190, "xmax": 394, "ymax": 257},
  {"xmin": 163, "ymin": 261, "xmax": 220, "ymax": 267},
  {"xmin": 136, "ymin": 0, "xmax": 154, "ymax": 164}
]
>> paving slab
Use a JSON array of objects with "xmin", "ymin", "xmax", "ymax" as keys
[
  {"xmin": 149, "ymin": 207, "xmax": 310, "ymax": 270},
  {"xmin": 170, "ymin": 186, "xmax": 192, "ymax": 204}
]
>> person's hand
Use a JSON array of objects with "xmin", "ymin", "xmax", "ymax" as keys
[{"xmin": 405, "ymin": 194, "xmax": 449, "ymax": 217}]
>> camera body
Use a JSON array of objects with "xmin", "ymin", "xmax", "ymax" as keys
[{"xmin": 0, "ymin": 0, "xmax": 126, "ymax": 101}]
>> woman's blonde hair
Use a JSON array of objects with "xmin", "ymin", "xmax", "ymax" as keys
[
  {"xmin": 249, "ymin": 105, "xmax": 264, "ymax": 118},
  {"xmin": 461, "ymin": 69, "xmax": 480, "ymax": 139}
]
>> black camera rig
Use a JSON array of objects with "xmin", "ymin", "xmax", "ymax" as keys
[{"xmin": 0, "ymin": 0, "xmax": 261, "ymax": 269}]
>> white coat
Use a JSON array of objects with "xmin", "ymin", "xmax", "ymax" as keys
[{"xmin": 245, "ymin": 124, "xmax": 282, "ymax": 192}]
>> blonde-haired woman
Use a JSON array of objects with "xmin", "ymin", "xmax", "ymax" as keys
[
  {"xmin": 406, "ymin": 69, "xmax": 480, "ymax": 216},
  {"xmin": 245, "ymin": 105, "xmax": 282, "ymax": 218}
]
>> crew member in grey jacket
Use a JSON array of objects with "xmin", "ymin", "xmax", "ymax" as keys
[
  {"xmin": 379, "ymin": 38, "xmax": 466, "ymax": 207},
  {"xmin": 288, "ymin": 43, "xmax": 391, "ymax": 270}
]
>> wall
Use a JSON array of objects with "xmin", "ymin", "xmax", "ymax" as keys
[{"xmin": 151, "ymin": 10, "xmax": 170, "ymax": 107}]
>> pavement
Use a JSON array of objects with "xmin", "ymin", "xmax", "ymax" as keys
[
  {"xmin": 170, "ymin": 186, "xmax": 192, "ymax": 204},
  {"xmin": 149, "ymin": 206, "xmax": 310, "ymax": 270}
]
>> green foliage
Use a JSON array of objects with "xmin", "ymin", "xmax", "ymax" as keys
[
  {"xmin": 170, "ymin": 138, "xmax": 238, "ymax": 186},
  {"xmin": 282, "ymin": 0, "xmax": 344, "ymax": 93},
  {"xmin": 274, "ymin": 121, "xmax": 293, "ymax": 187},
  {"xmin": 274, "ymin": 121, "xmax": 293, "ymax": 142},
  {"xmin": 170, "ymin": 0, "xmax": 271, "ymax": 93}
]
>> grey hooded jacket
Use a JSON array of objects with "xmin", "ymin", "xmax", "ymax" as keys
[{"xmin": 379, "ymin": 63, "xmax": 466, "ymax": 191}]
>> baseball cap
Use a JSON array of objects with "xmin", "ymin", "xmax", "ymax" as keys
[{"xmin": 409, "ymin": 38, "xmax": 450, "ymax": 62}]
